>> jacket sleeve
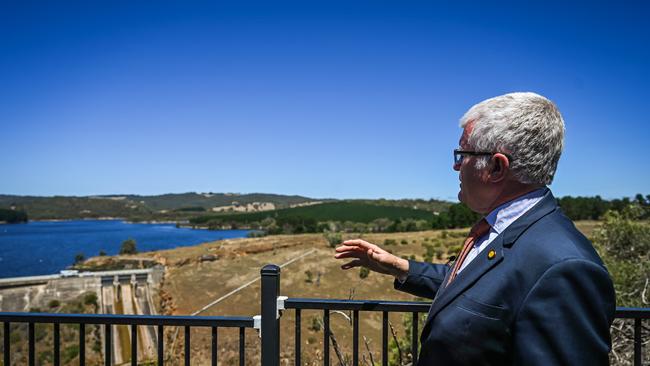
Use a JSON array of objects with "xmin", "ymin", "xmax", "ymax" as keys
[
  {"xmin": 513, "ymin": 259, "xmax": 616, "ymax": 365},
  {"xmin": 393, "ymin": 260, "xmax": 450, "ymax": 299}
]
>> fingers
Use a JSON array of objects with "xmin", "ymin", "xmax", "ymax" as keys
[
  {"xmin": 341, "ymin": 239, "xmax": 377, "ymax": 250},
  {"xmin": 335, "ymin": 244, "xmax": 368, "ymax": 253},
  {"xmin": 340, "ymin": 259, "xmax": 362, "ymax": 270},
  {"xmin": 334, "ymin": 251, "xmax": 364, "ymax": 260}
]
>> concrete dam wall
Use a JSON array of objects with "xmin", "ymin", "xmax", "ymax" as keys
[{"xmin": 0, "ymin": 267, "xmax": 164, "ymax": 364}]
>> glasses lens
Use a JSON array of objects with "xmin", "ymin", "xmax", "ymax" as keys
[{"xmin": 454, "ymin": 150, "xmax": 462, "ymax": 164}]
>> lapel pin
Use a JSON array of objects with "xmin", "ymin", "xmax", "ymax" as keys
[{"xmin": 487, "ymin": 249, "xmax": 496, "ymax": 260}]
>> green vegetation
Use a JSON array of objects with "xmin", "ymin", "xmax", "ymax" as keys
[
  {"xmin": 352, "ymin": 198, "xmax": 450, "ymax": 213},
  {"xmin": 388, "ymin": 312, "xmax": 427, "ymax": 366},
  {"xmin": 119, "ymin": 238, "xmax": 137, "ymax": 255},
  {"xmin": 0, "ymin": 192, "xmax": 320, "ymax": 220},
  {"xmin": 192, "ymin": 201, "xmax": 434, "ymax": 225},
  {"xmin": 0, "ymin": 208, "xmax": 28, "ymax": 223},
  {"xmin": 62, "ymin": 344, "xmax": 80, "ymax": 363},
  {"xmin": 74, "ymin": 253, "xmax": 85, "ymax": 264},
  {"xmin": 324, "ymin": 232, "xmax": 343, "ymax": 248},
  {"xmin": 247, "ymin": 230, "xmax": 267, "ymax": 238},
  {"xmin": 3, "ymin": 292, "xmax": 102, "ymax": 365},
  {"xmin": 359, "ymin": 267, "xmax": 369, "ymax": 279},
  {"xmin": 589, "ymin": 202, "xmax": 650, "ymax": 364},
  {"xmin": 430, "ymin": 203, "xmax": 481, "ymax": 229},
  {"xmin": 188, "ymin": 194, "xmax": 649, "ymax": 236},
  {"xmin": 192, "ymin": 201, "xmax": 440, "ymax": 234},
  {"xmin": 174, "ymin": 206, "xmax": 206, "ymax": 212},
  {"xmin": 83, "ymin": 292, "xmax": 98, "ymax": 307},
  {"xmin": 558, "ymin": 194, "xmax": 650, "ymax": 221},
  {"xmin": 305, "ymin": 270, "xmax": 314, "ymax": 283},
  {"xmin": 593, "ymin": 204, "xmax": 650, "ymax": 307}
]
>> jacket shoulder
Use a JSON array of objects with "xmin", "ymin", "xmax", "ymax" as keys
[{"xmin": 511, "ymin": 208, "xmax": 606, "ymax": 271}]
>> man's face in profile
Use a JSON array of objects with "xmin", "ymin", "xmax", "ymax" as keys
[{"xmin": 454, "ymin": 121, "xmax": 493, "ymax": 214}]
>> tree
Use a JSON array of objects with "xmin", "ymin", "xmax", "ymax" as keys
[
  {"xmin": 119, "ymin": 238, "xmax": 138, "ymax": 255},
  {"xmin": 74, "ymin": 253, "xmax": 85, "ymax": 264}
]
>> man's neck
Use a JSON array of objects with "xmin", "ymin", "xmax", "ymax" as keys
[{"xmin": 483, "ymin": 182, "xmax": 545, "ymax": 215}]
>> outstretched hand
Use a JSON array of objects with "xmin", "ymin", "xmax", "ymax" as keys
[{"xmin": 334, "ymin": 239, "xmax": 409, "ymax": 278}]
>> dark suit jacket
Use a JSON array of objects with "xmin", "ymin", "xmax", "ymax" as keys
[{"xmin": 395, "ymin": 189, "xmax": 616, "ymax": 365}]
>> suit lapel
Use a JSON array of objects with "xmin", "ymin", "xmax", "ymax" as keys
[
  {"xmin": 428, "ymin": 235, "xmax": 505, "ymax": 319},
  {"xmin": 419, "ymin": 236, "xmax": 505, "ymax": 340}
]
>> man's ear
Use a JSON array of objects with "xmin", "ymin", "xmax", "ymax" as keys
[{"xmin": 489, "ymin": 153, "xmax": 509, "ymax": 182}]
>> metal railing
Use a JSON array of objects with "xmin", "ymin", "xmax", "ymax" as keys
[
  {"xmin": 284, "ymin": 298, "xmax": 429, "ymax": 366},
  {"xmin": 261, "ymin": 265, "xmax": 650, "ymax": 366},
  {"xmin": 0, "ymin": 313, "xmax": 254, "ymax": 366},
  {"xmin": 1, "ymin": 264, "xmax": 649, "ymax": 365}
]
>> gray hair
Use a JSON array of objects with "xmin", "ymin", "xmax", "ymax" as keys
[{"xmin": 459, "ymin": 92, "xmax": 565, "ymax": 185}]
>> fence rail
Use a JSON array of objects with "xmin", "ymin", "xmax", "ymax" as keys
[
  {"xmin": 0, "ymin": 313, "xmax": 254, "ymax": 366},
  {"xmin": 1, "ymin": 264, "xmax": 649, "ymax": 366}
]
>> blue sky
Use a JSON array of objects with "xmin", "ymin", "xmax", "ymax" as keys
[{"xmin": 1, "ymin": 1, "xmax": 648, "ymax": 201}]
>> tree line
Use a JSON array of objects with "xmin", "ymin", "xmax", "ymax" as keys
[
  {"xmin": 0, "ymin": 208, "xmax": 28, "ymax": 223},
  {"xmin": 204, "ymin": 193, "xmax": 649, "ymax": 235},
  {"xmin": 557, "ymin": 194, "xmax": 650, "ymax": 220}
]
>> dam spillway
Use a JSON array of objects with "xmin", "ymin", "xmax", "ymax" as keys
[{"xmin": 0, "ymin": 267, "xmax": 163, "ymax": 364}]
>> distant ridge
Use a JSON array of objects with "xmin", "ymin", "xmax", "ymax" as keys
[{"xmin": 0, "ymin": 192, "xmax": 324, "ymax": 220}]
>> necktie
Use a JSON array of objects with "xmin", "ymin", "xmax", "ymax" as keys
[{"xmin": 446, "ymin": 218, "xmax": 491, "ymax": 286}]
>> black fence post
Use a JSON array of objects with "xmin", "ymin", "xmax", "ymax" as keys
[{"xmin": 261, "ymin": 264, "xmax": 280, "ymax": 366}]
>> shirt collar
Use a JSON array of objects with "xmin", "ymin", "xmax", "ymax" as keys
[{"xmin": 484, "ymin": 188, "xmax": 547, "ymax": 234}]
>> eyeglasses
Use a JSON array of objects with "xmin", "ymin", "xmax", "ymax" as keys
[{"xmin": 453, "ymin": 149, "xmax": 512, "ymax": 165}]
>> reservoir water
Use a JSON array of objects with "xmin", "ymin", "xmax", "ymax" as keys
[{"xmin": 0, "ymin": 220, "xmax": 250, "ymax": 278}]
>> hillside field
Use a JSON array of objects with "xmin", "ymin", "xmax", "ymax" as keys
[{"xmin": 190, "ymin": 201, "xmax": 436, "ymax": 225}]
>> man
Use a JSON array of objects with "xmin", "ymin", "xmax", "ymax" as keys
[{"xmin": 334, "ymin": 92, "xmax": 616, "ymax": 365}]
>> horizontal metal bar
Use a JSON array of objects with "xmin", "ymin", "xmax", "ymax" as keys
[
  {"xmin": 286, "ymin": 300, "xmax": 650, "ymax": 319},
  {"xmin": 0, "ymin": 312, "xmax": 255, "ymax": 327},
  {"xmin": 285, "ymin": 298, "xmax": 431, "ymax": 312},
  {"xmin": 614, "ymin": 307, "xmax": 650, "ymax": 319}
]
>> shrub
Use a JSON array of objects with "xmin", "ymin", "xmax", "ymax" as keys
[
  {"xmin": 308, "ymin": 316, "xmax": 322, "ymax": 332},
  {"xmin": 435, "ymin": 248, "xmax": 445, "ymax": 260},
  {"xmin": 247, "ymin": 230, "xmax": 267, "ymax": 238},
  {"xmin": 83, "ymin": 292, "xmax": 98, "ymax": 307},
  {"xmin": 38, "ymin": 350, "xmax": 53, "ymax": 363},
  {"xmin": 400, "ymin": 239, "xmax": 408, "ymax": 245},
  {"xmin": 324, "ymin": 232, "xmax": 342, "ymax": 248},
  {"xmin": 423, "ymin": 244, "xmax": 434, "ymax": 262},
  {"xmin": 63, "ymin": 345, "xmax": 80, "ymax": 363},
  {"xmin": 74, "ymin": 253, "xmax": 85, "ymax": 264},
  {"xmin": 119, "ymin": 238, "xmax": 137, "ymax": 255},
  {"xmin": 359, "ymin": 267, "xmax": 369, "ymax": 279},
  {"xmin": 48, "ymin": 299, "xmax": 60, "ymax": 308},
  {"xmin": 384, "ymin": 239, "xmax": 397, "ymax": 246},
  {"xmin": 304, "ymin": 270, "xmax": 313, "ymax": 283},
  {"xmin": 593, "ymin": 205, "xmax": 650, "ymax": 307}
]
